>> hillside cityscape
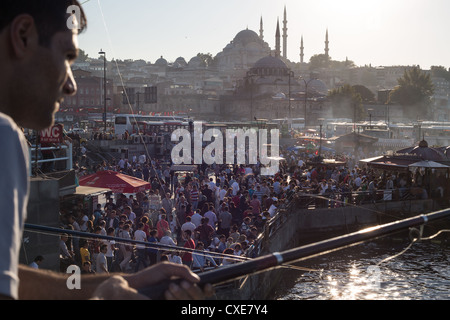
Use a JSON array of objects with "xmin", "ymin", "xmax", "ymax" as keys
[{"xmin": 62, "ymin": 7, "xmax": 449, "ymax": 134}]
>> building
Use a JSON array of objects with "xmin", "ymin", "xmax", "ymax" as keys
[{"xmin": 57, "ymin": 69, "xmax": 115, "ymax": 125}]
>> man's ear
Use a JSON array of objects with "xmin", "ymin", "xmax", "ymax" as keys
[{"xmin": 9, "ymin": 14, "xmax": 39, "ymax": 59}]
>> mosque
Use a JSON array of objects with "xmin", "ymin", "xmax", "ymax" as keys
[
  {"xmin": 147, "ymin": 6, "xmax": 332, "ymax": 122},
  {"xmin": 213, "ymin": 6, "xmax": 330, "ymax": 91}
]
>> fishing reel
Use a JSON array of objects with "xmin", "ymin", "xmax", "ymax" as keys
[{"xmin": 408, "ymin": 225, "xmax": 424, "ymax": 242}]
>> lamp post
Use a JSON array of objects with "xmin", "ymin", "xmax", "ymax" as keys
[
  {"xmin": 288, "ymin": 70, "xmax": 294, "ymax": 130},
  {"xmin": 300, "ymin": 77, "xmax": 317, "ymax": 129},
  {"xmin": 368, "ymin": 108, "xmax": 373, "ymax": 129},
  {"xmin": 98, "ymin": 49, "xmax": 107, "ymax": 133},
  {"xmin": 246, "ymin": 71, "xmax": 257, "ymax": 121},
  {"xmin": 318, "ymin": 118, "xmax": 324, "ymax": 159}
]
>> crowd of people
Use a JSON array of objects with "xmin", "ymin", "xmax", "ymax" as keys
[
  {"xmin": 63, "ymin": 157, "xmax": 294, "ymax": 274},
  {"xmin": 63, "ymin": 140, "xmax": 450, "ymax": 276}
]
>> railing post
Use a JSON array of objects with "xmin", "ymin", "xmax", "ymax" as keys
[{"xmin": 67, "ymin": 143, "xmax": 73, "ymax": 171}]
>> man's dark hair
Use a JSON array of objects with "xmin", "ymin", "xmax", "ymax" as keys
[{"xmin": 0, "ymin": 0, "xmax": 87, "ymax": 47}]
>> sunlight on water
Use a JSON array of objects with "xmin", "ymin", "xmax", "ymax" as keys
[{"xmin": 275, "ymin": 241, "xmax": 450, "ymax": 300}]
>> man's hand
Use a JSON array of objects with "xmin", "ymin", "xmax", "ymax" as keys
[{"xmin": 92, "ymin": 262, "xmax": 214, "ymax": 300}]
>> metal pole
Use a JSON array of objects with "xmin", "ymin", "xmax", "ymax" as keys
[
  {"xmin": 319, "ymin": 123, "xmax": 323, "ymax": 157},
  {"xmin": 99, "ymin": 50, "xmax": 107, "ymax": 134},
  {"xmin": 288, "ymin": 71, "xmax": 292, "ymax": 124},
  {"xmin": 103, "ymin": 53, "xmax": 106, "ymax": 133}
]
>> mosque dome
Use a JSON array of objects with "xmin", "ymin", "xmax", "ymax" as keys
[
  {"xmin": 174, "ymin": 57, "xmax": 187, "ymax": 67},
  {"xmin": 249, "ymin": 55, "xmax": 289, "ymax": 77},
  {"xmin": 188, "ymin": 56, "xmax": 206, "ymax": 69},
  {"xmin": 233, "ymin": 29, "xmax": 261, "ymax": 46},
  {"xmin": 253, "ymin": 55, "xmax": 288, "ymax": 70},
  {"xmin": 303, "ymin": 79, "xmax": 328, "ymax": 96},
  {"xmin": 154, "ymin": 55, "xmax": 168, "ymax": 66}
]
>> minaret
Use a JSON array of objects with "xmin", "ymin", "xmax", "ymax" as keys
[
  {"xmin": 275, "ymin": 18, "xmax": 281, "ymax": 58},
  {"xmin": 325, "ymin": 28, "xmax": 329, "ymax": 59},
  {"xmin": 300, "ymin": 35, "xmax": 304, "ymax": 63},
  {"xmin": 259, "ymin": 16, "xmax": 264, "ymax": 40},
  {"xmin": 282, "ymin": 6, "xmax": 288, "ymax": 59}
]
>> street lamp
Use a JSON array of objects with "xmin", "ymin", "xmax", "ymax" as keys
[
  {"xmin": 368, "ymin": 108, "xmax": 373, "ymax": 129},
  {"xmin": 288, "ymin": 70, "xmax": 294, "ymax": 130},
  {"xmin": 246, "ymin": 71, "xmax": 257, "ymax": 121},
  {"xmin": 318, "ymin": 118, "xmax": 325, "ymax": 159},
  {"xmin": 299, "ymin": 77, "xmax": 317, "ymax": 129},
  {"xmin": 98, "ymin": 49, "xmax": 107, "ymax": 133}
]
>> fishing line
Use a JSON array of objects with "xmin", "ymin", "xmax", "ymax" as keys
[
  {"xmin": 80, "ymin": 1, "xmax": 447, "ymax": 286},
  {"xmin": 96, "ymin": 0, "xmax": 166, "ymax": 191},
  {"xmin": 375, "ymin": 226, "xmax": 450, "ymax": 266},
  {"xmin": 375, "ymin": 228, "xmax": 421, "ymax": 266},
  {"xmin": 94, "ymin": 0, "xmax": 404, "ymax": 228}
]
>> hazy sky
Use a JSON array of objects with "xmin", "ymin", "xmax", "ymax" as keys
[{"xmin": 78, "ymin": 0, "xmax": 450, "ymax": 69}]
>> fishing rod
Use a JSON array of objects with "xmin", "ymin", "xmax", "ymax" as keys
[{"xmin": 138, "ymin": 209, "xmax": 450, "ymax": 299}]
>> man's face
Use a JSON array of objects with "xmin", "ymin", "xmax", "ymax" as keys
[{"xmin": 14, "ymin": 27, "xmax": 79, "ymax": 130}]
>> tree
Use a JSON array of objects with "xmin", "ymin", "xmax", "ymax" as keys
[
  {"xmin": 309, "ymin": 54, "xmax": 331, "ymax": 70},
  {"xmin": 352, "ymin": 85, "xmax": 375, "ymax": 103},
  {"xmin": 76, "ymin": 49, "xmax": 89, "ymax": 62},
  {"xmin": 328, "ymin": 84, "xmax": 365, "ymax": 121},
  {"xmin": 388, "ymin": 67, "xmax": 434, "ymax": 120},
  {"xmin": 196, "ymin": 53, "xmax": 215, "ymax": 68},
  {"xmin": 309, "ymin": 54, "xmax": 355, "ymax": 71},
  {"xmin": 430, "ymin": 66, "xmax": 450, "ymax": 81}
]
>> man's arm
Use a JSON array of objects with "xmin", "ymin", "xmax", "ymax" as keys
[
  {"xmin": 18, "ymin": 262, "xmax": 214, "ymax": 300},
  {"xmin": 18, "ymin": 264, "xmax": 110, "ymax": 300}
]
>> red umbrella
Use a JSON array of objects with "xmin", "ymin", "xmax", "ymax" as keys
[{"xmin": 79, "ymin": 170, "xmax": 151, "ymax": 194}]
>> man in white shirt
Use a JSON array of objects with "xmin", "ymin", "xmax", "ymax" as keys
[
  {"xmin": 192, "ymin": 242, "xmax": 218, "ymax": 272},
  {"xmin": 160, "ymin": 230, "xmax": 177, "ymax": 247},
  {"xmin": 231, "ymin": 180, "xmax": 240, "ymax": 196},
  {"xmin": 133, "ymin": 222, "xmax": 148, "ymax": 272},
  {"xmin": 218, "ymin": 187, "xmax": 227, "ymax": 201},
  {"xmin": 0, "ymin": 0, "xmax": 211, "ymax": 301},
  {"xmin": 208, "ymin": 178, "xmax": 216, "ymax": 192},
  {"xmin": 181, "ymin": 216, "xmax": 196, "ymax": 236},
  {"xmin": 103, "ymin": 228, "xmax": 116, "ymax": 272},
  {"xmin": 190, "ymin": 210, "xmax": 203, "ymax": 228},
  {"xmin": 96, "ymin": 244, "xmax": 108, "ymax": 274},
  {"xmin": 29, "ymin": 256, "xmax": 44, "ymax": 269},
  {"xmin": 204, "ymin": 208, "xmax": 218, "ymax": 230},
  {"xmin": 138, "ymin": 153, "xmax": 146, "ymax": 165},
  {"xmin": 118, "ymin": 158, "xmax": 126, "ymax": 170},
  {"xmin": 268, "ymin": 200, "xmax": 278, "ymax": 217}
]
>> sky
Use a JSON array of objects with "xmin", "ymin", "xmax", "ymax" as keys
[{"xmin": 77, "ymin": 0, "xmax": 450, "ymax": 70}]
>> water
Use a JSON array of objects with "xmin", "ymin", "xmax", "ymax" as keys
[{"xmin": 272, "ymin": 239, "xmax": 450, "ymax": 300}]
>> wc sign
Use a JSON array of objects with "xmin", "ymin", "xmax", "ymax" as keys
[{"xmin": 40, "ymin": 124, "xmax": 64, "ymax": 143}]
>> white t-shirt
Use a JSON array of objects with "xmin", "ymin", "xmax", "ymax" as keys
[
  {"xmin": 181, "ymin": 221, "xmax": 196, "ymax": 234},
  {"xmin": 160, "ymin": 235, "xmax": 176, "ymax": 247},
  {"xmin": 96, "ymin": 252, "xmax": 108, "ymax": 274},
  {"xmin": 134, "ymin": 229, "xmax": 147, "ymax": 249},
  {"xmin": 0, "ymin": 113, "xmax": 30, "ymax": 300},
  {"xmin": 103, "ymin": 239, "xmax": 116, "ymax": 258},
  {"xmin": 190, "ymin": 213, "xmax": 202, "ymax": 227},
  {"xmin": 268, "ymin": 204, "xmax": 277, "ymax": 217}
]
